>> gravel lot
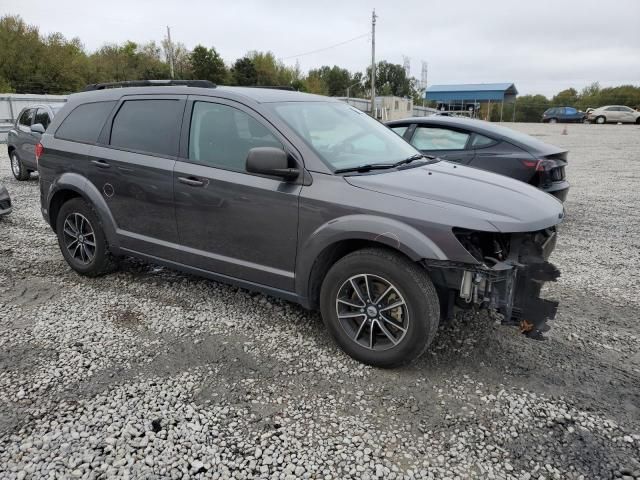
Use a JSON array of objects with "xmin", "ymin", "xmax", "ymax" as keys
[{"xmin": 1, "ymin": 123, "xmax": 639, "ymax": 479}]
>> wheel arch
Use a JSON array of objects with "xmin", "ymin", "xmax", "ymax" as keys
[
  {"xmin": 46, "ymin": 173, "xmax": 120, "ymax": 251},
  {"xmin": 296, "ymin": 215, "xmax": 447, "ymax": 308}
]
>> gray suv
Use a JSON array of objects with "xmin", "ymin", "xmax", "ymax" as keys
[
  {"xmin": 38, "ymin": 80, "xmax": 564, "ymax": 367},
  {"xmin": 8, "ymin": 104, "xmax": 63, "ymax": 180}
]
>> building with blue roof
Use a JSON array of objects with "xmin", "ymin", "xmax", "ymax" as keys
[{"xmin": 425, "ymin": 83, "xmax": 518, "ymax": 120}]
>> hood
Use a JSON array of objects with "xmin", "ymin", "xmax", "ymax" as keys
[{"xmin": 345, "ymin": 162, "xmax": 564, "ymax": 233}]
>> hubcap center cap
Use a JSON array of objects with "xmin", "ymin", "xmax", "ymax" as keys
[{"xmin": 366, "ymin": 305, "xmax": 378, "ymax": 318}]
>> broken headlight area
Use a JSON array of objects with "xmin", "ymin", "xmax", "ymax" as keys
[{"xmin": 426, "ymin": 228, "xmax": 561, "ymax": 339}]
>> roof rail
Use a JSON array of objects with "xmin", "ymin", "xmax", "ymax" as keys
[
  {"xmin": 242, "ymin": 85, "xmax": 295, "ymax": 91},
  {"xmin": 83, "ymin": 80, "xmax": 216, "ymax": 91}
]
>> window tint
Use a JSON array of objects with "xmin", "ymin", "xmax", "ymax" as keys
[
  {"xmin": 471, "ymin": 134, "xmax": 494, "ymax": 148},
  {"xmin": 390, "ymin": 125, "xmax": 408, "ymax": 137},
  {"xmin": 606, "ymin": 107, "xmax": 618, "ymax": 111},
  {"xmin": 18, "ymin": 109, "xmax": 34, "ymax": 127},
  {"xmin": 110, "ymin": 100, "xmax": 182, "ymax": 156},
  {"xmin": 35, "ymin": 108, "xmax": 51, "ymax": 129},
  {"xmin": 411, "ymin": 127, "xmax": 470, "ymax": 151},
  {"xmin": 56, "ymin": 101, "xmax": 116, "ymax": 143},
  {"xmin": 189, "ymin": 102, "xmax": 282, "ymax": 171},
  {"xmin": 565, "ymin": 107, "xmax": 577, "ymax": 115},
  {"xmin": 620, "ymin": 106, "xmax": 633, "ymax": 112}
]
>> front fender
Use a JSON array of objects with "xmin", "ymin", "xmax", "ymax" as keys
[
  {"xmin": 295, "ymin": 214, "xmax": 448, "ymax": 301},
  {"xmin": 46, "ymin": 172, "xmax": 120, "ymax": 251}
]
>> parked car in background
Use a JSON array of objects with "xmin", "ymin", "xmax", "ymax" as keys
[
  {"xmin": 0, "ymin": 184, "xmax": 12, "ymax": 215},
  {"xmin": 587, "ymin": 105, "xmax": 640, "ymax": 124},
  {"xmin": 7, "ymin": 104, "xmax": 62, "ymax": 180},
  {"xmin": 37, "ymin": 80, "xmax": 564, "ymax": 367},
  {"xmin": 541, "ymin": 107, "xmax": 587, "ymax": 123},
  {"xmin": 386, "ymin": 116, "xmax": 570, "ymax": 202}
]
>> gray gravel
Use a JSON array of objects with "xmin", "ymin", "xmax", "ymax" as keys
[{"xmin": 1, "ymin": 123, "xmax": 639, "ymax": 479}]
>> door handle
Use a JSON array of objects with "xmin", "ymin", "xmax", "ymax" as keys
[
  {"xmin": 91, "ymin": 160, "xmax": 111, "ymax": 169},
  {"xmin": 178, "ymin": 176, "xmax": 205, "ymax": 187}
]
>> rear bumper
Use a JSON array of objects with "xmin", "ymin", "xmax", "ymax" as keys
[{"xmin": 543, "ymin": 181, "xmax": 569, "ymax": 203}]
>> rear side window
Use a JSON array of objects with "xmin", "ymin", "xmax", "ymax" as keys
[
  {"xmin": 110, "ymin": 99, "xmax": 183, "ymax": 157},
  {"xmin": 18, "ymin": 109, "xmax": 34, "ymax": 127},
  {"xmin": 470, "ymin": 134, "xmax": 494, "ymax": 148},
  {"xmin": 56, "ymin": 101, "xmax": 116, "ymax": 144},
  {"xmin": 390, "ymin": 125, "xmax": 408, "ymax": 137},
  {"xmin": 35, "ymin": 108, "xmax": 51, "ymax": 129},
  {"xmin": 411, "ymin": 127, "xmax": 470, "ymax": 151}
]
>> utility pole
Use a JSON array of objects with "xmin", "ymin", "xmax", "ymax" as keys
[
  {"xmin": 370, "ymin": 9, "xmax": 377, "ymax": 117},
  {"xmin": 166, "ymin": 26, "xmax": 175, "ymax": 79}
]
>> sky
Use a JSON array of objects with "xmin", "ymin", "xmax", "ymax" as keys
[{"xmin": 3, "ymin": 0, "xmax": 640, "ymax": 97}]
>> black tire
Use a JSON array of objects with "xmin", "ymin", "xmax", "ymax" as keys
[
  {"xmin": 56, "ymin": 198, "xmax": 116, "ymax": 277},
  {"xmin": 10, "ymin": 151, "xmax": 29, "ymax": 181},
  {"xmin": 320, "ymin": 248, "xmax": 440, "ymax": 368},
  {"xmin": 548, "ymin": 118, "xmax": 557, "ymax": 124},
  {"xmin": 595, "ymin": 116, "xmax": 606, "ymax": 124}
]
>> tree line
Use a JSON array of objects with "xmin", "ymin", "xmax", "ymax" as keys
[
  {"xmin": 0, "ymin": 15, "xmax": 418, "ymax": 100},
  {"xmin": 1, "ymin": 14, "xmax": 639, "ymax": 123}
]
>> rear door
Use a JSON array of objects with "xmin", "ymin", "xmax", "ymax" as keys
[
  {"xmin": 407, "ymin": 125, "xmax": 474, "ymax": 163},
  {"xmin": 87, "ymin": 95, "xmax": 185, "ymax": 255},
  {"xmin": 16, "ymin": 108, "xmax": 36, "ymax": 167},
  {"xmin": 172, "ymin": 96, "xmax": 301, "ymax": 290}
]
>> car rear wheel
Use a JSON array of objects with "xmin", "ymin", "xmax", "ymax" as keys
[
  {"xmin": 595, "ymin": 116, "xmax": 606, "ymax": 124},
  {"xmin": 320, "ymin": 248, "xmax": 440, "ymax": 368},
  {"xmin": 56, "ymin": 198, "xmax": 116, "ymax": 277},
  {"xmin": 10, "ymin": 151, "xmax": 29, "ymax": 181}
]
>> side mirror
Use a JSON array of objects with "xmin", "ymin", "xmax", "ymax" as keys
[
  {"xmin": 30, "ymin": 123, "xmax": 45, "ymax": 134},
  {"xmin": 246, "ymin": 147, "xmax": 299, "ymax": 180}
]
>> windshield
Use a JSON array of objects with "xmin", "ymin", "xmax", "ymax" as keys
[{"xmin": 269, "ymin": 101, "xmax": 421, "ymax": 171}]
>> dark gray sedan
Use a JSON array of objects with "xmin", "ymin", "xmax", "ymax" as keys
[
  {"xmin": 386, "ymin": 116, "xmax": 569, "ymax": 202},
  {"xmin": 7, "ymin": 104, "xmax": 63, "ymax": 180}
]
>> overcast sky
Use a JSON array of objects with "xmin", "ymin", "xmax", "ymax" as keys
[{"xmin": 4, "ymin": 0, "xmax": 640, "ymax": 96}]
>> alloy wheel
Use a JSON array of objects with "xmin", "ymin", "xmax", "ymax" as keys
[
  {"xmin": 10, "ymin": 154, "xmax": 21, "ymax": 177},
  {"xmin": 62, "ymin": 212, "xmax": 96, "ymax": 265},
  {"xmin": 335, "ymin": 274, "xmax": 409, "ymax": 351}
]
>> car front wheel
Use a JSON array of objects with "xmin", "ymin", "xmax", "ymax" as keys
[
  {"xmin": 320, "ymin": 248, "xmax": 440, "ymax": 368},
  {"xmin": 56, "ymin": 198, "xmax": 116, "ymax": 277},
  {"xmin": 10, "ymin": 151, "xmax": 29, "ymax": 181},
  {"xmin": 548, "ymin": 118, "xmax": 557, "ymax": 124}
]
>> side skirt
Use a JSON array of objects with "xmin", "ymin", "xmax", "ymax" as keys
[{"xmin": 119, "ymin": 247, "xmax": 311, "ymax": 309}]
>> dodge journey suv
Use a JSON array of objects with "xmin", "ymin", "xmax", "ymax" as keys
[{"xmin": 38, "ymin": 80, "xmax": 563, "ymax": 367}]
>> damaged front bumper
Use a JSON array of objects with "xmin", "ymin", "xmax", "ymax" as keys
[{"xmin": 425, "ymin": 228, "xmax": 561, "ymax": 335}]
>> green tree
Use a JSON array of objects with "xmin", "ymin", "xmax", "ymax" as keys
[
  {"xmin": 190, "ymin": 45, "xmax": 228, "ymax": 84},
  {"xmin": 366, "ymin": 61, "xmax": 413, "ymax": 97},
  {"xmin": 552, "ymin": 87, "xmax": 579, "ymax": 106},
  {"xmin": 231, "ymin": 57, "xmax": 257, "ymax": 85}
]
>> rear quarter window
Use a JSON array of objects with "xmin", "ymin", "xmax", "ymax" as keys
[{"xmin": 55, "ymin": 101, "xmax": 117, "ymax": 144}]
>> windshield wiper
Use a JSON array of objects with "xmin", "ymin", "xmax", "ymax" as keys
[
  {"xmin": 392, "ymin": 153, "xmax": 424, "ymax": 167},
  {"xmin": 334, "ymin": 163, "xmax": 397, "ymax": 174},
  {"xmin": 335, "ymin": 154, "xmax": 438, "ymax": 174}
]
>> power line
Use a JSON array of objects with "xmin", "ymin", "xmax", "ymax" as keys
[{"xmin": 282, "ymin": 33, "xmax": 369, "ymax": 60}]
